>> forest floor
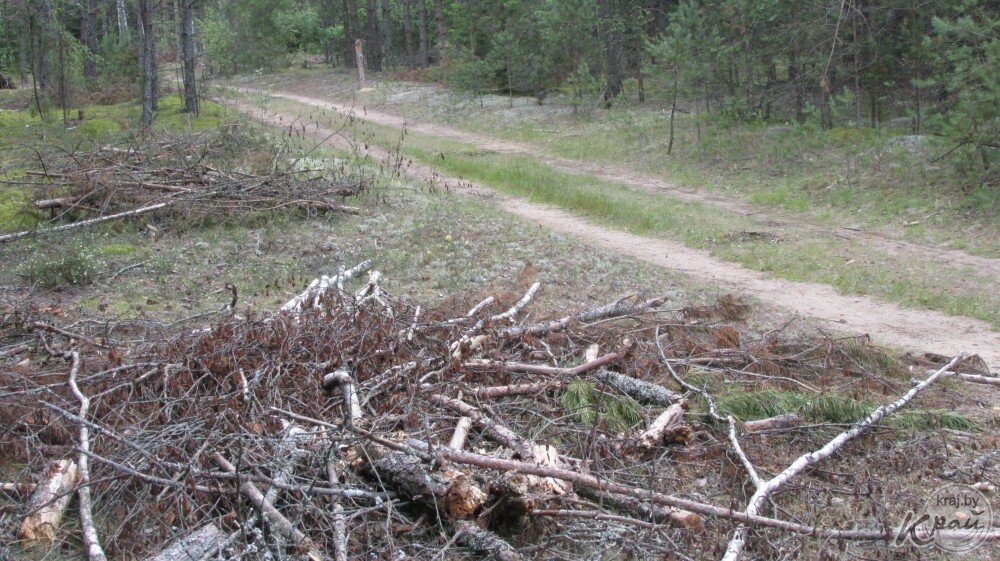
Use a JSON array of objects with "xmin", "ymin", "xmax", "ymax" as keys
[{"xmin": 216, "ymin": 70, "xmax": 1000, "ymax": 370}]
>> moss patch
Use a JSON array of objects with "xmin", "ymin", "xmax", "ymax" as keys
[
  {"xmin": 76, "ymin": 118, "xmax": 122, "ymax": 137},
  {"xmin": 0, "ymin": 186, "xmax": 44, "ymax": 232}
]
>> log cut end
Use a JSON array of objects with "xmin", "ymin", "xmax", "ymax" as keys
[{"xmin": 445, "ymin": 473, "xmax": 489, "ymax": 519}]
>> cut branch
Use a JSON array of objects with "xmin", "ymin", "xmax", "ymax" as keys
[
  {"xmin": 65, "ymin": 350, "xmax": 108, "ymax": 561},
  {"xmin": 210, "ymin": 452, "xmax": 325, "ymax": 561},
  {"xmin": 719, "ymin": 354, "xmax": 964, "ymax": 561}
]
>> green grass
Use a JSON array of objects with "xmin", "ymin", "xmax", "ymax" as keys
[
  {"xmin": 0, "ymin": 95, "xmax": 228, "ymax": 150},
  {"xmin": 0, "ymin": 183, "xmax": 45, "ymax": 233}
]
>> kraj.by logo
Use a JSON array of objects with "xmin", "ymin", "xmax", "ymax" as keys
[{"xmin": 895, "ymin": 484, "xmax": 993, "ymax": 553}]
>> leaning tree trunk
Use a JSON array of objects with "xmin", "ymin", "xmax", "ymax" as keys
[
  {"xmin": 138, "ymin": 0, "xmax": 156, "ymax": 127},
  {"xmin": 181, "ymin": 0, "xmax": 198, "ymax": 114},
  {"xmin": 80, "ymin": 0, "xmax": 99, "ymax": 78},
  {"xmin": 417, "ymin": 0, "xmax": 428, "ymax": 67}
]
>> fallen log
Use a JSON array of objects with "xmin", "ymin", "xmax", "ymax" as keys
[
  {"xmin": 452, "ymin": 520, "xmax": 519, "ymax": 561},
  {"xmin": 34, "ymin": 197, "xmax": 80, "ymax": 210},
  {"xmin": 930, "ymin": 369, "xmax": 1000, "ymax": 387},
  {"xmin": 280, "ymin": 260, "xmax": 372, "ymax": 313},
  {"xmin": 365, "ymin": 445, "xmax": 521, "ymax": 560},
  {"xmin": 596, "ymin": 369, "xmax": 683, "ymax": 406},
  {"xmin": 449, "ymin": 417, "xmax": 474, "ymax": 451},
  {"xmin": 326, "ymin": 459, "xmax": 349, "ymax": 561},
  {"xmin": 586, "ymin": 343, "xmax": 683, "ymax": 406},
  {"xmin": 450, "ymin": 282, "xmax": 541, "ymax": 358},
  {"xmin": 427, "ymin": 395, "xmax": 569, "ymax": 494},
  {"xmin": 403, "ymin": 439, "xmax": 888, "ymax": 540},
  {"xmin": 472, "ymin": 381, "xmax": 565, "ymax": 399},
  {"xmin": 323, "ymin": 368, "xmax": 362, "ymax": 424},
  {"xmin": 369, "ymin": 449, "xmax": 487, "ymax": 520},
  {"xmin": 0, "ymin": 482, "xmax": 36, "ymax": 496},
  {"xmin": 261, "ymin": 423, "xmax": 307, "ymax": 556},
  {"xmin": 428, "ymin": 394, "xmax": 536, "ymax": 461},
  {"xmin": 500, "ymin": 296, "xmax": 666, "ymax": 338},
  {"xmin": 17, "ymin": 459, "xmax": 78, "ymax": 544},
  {"xmin": 464, "ymin": 352, "xmax": 620, "ymax": 377},
  {"xmin": 743, "ymin": 413, "xmax": 803, "ymax": 432}
]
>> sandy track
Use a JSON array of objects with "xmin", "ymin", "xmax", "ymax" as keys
[
  {"xmin": 225, "ymin": 90, "xmax": 1000, "ymax": 370},
  {"xmin": 259, "ymin": 89, "xmax": 1000, "ymax": 278}
]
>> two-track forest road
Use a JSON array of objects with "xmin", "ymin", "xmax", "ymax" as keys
[{"xmin": 223, "ymin": 88, "xmax": 1000, "ymax": 370}]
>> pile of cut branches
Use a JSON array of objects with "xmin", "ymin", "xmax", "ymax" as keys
[
  {"xmin": 0, "ymin": 264, "xmax": 997, "ymax": 560},
  {"xmin": 0, "ymin": 127, "xmax": 371, "ymax": 245}
]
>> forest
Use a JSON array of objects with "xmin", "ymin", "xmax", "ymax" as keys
[
  {"xmin": 0, "ymin": 2, "xmax": 998, "ymax": 561},
  {"xmin": 1, "ymin": 0, "xmax": 997, "ymax": 172}
]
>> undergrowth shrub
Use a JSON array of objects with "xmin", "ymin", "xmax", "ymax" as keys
[{"xmin": 18, "ymin": 239, "xmax": 104, "ymax": 287}]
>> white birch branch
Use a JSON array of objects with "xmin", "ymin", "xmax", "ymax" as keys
[
  {"xmin": 0, "ymin": 202, "xmax": 171, "ymax": 244},
  {"xmin": 66, "ymin": 350, "xmax": 109, "ymax": 561},
  {"xmin": 280, "ymin": 260, "xmax": 372, "ymax": 313},
  {"xmin": 719, "ymin": 354, "xmax": 964, "ymax": 561}
]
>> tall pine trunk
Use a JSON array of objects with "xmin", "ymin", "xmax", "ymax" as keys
[
  {"xmin": 0, "ymin": 4, "xmax": 12, "ymax": 88},
  {"xmin": 402, "ymin": 0, "xmax": 414, "ymax": 66},
  {"xmin": 80, "ymin": 0, "xmax": 98, "ymax": 78},
  {"xmin": 599, "ymin": 0, "xmax": 625, "ymax": 107},
  {"xmin": 381, "ymin": 0, "xmax": 392, "ymax": 67},
  {"xmin": 181, "ymin": 0, "xmax": 198, "ymax": 114},
  {"xmin": 789, "ymin": 0, "xmax": 804, "ymax": 123},
  {"xmin": 365, "ymin": 0, "xmax": 382, "ymax": 71},
  {"xmin": 138, "ymin": 0, "xmax": 156, "ymax": 127},
  {"xmin": 433, "ymin": 0, "xmax": 444, "ymax": 54},
  {"xmin": 17, "ymin": 0, "xmax": 28, "ymax": 84},
  {"xmin": 343, "ymin": 0, "xmax": 359, "ymax": 67},
  {"xmin": 30, "ymin": 0, "xmax": 54, "ymax": 101},
  {"xmin": 116, "ymin": 0, "xmax": 129, "ymax": 38},
  {"xmin": 417, "ymin": 0, "xmax": 428, "ymax": 67}
]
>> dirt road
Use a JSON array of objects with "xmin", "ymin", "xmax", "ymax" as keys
[
  {"xmin": 225, "ymin": 89, "xmax": 1000, "ymax": 370},
  {"xmin": 256, "ymin": 89, "xmax": 1000, "ymax": 278}
]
